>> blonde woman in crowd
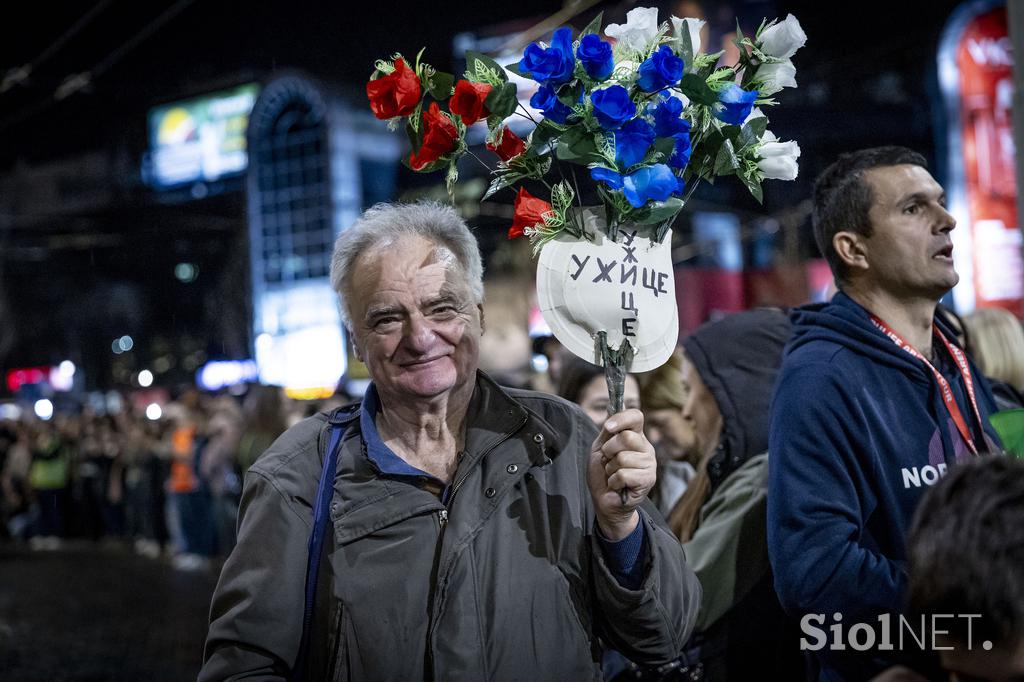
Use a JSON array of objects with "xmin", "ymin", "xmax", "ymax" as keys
[
  {"xmin": 636, "ymin": 349, "xmax": 696, "ymax": 517},
  {"xmin": 962, "ymin": 306, "xmax": 1024, "ymax": 410}
]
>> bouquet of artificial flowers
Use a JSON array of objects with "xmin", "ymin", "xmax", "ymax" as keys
[{"xmin": 366, "ymin": 7, "xmax": 804, "ymax": 249}]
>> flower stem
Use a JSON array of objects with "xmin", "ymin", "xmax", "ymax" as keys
[
  {"xmin": 682, "ymin": 177, "xmax": 702, "ymax": 203},
  {"xmin": 516, "ymin": 102, "xmax": 539, "ymax": 125},
  {"xmin": 466, "ymin": 150, "xmax": 493, "ymax": 173},
  {"xmin": 569, "ymin": 165, "xmax": 586, "ymax": 234}
]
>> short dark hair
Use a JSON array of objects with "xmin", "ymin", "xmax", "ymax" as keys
[
  {"xmin": 812, "ymin": 146, "xmax": 928, "ymax": 285},
  {"xmin": 907, "ymin": 456, "xmax": 1024, "ymax": 648}
]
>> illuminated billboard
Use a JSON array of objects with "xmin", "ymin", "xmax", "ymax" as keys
[
  {"xmin": 145, "ymin": 83, "xmax": 259, "ymax": 188},
  {"xmin": 939, "ymin": 1, "xmax": 1022, "ymax": 316}
]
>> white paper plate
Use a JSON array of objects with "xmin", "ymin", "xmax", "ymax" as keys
[{"xmin": 536, "ymin": 219, "xmax": 678, "ymax": 373}]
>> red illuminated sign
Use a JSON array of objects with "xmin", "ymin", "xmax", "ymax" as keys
[
  {"xmin": 940, "ymin": 1, "xmax": 1023, "ymax": 316},
  {"xmin": 6, "ymin": 367, "xmax": 49, "ymax": 393}
]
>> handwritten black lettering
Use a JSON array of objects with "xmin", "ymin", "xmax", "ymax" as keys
[
  {"xmin": 620, "ymin": 264, "xmax": 637, "ymax": 286},
  {"xmin": 640, "ymin": 268, "xmax": 670, "ymax": 297},
  {"xmin": 593, "ymin": 258, "xmax": 616, "ymax": 283},
  {"xmin": 569, "ymin": 254, "xmax": 590, "ymax": 281},
  {"xmin": 622, "ymin": 318, "xmax": 637, "ymax": 336},
  {"xmin": 620, "ymin": 291, "xmax": 638, "ymax": 316}
]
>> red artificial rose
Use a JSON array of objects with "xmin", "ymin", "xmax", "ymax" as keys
[
  {"xmin": 366, "ymin": 58, "xmax": 422, "ymax": 120},
  {"xmin": 448, "ymin": 80, "xmax": 492, "ymax": 125},
  {"xmin": 408, "ymin": 102, "xmax": 459, "ymax": 170},
  {"xmin": 486, "ymin": 127, "xmax": 526, "ymax": 162},
  {"xmin": 508, "ymin": 187, "xmax": 552, "ymax": 239}
]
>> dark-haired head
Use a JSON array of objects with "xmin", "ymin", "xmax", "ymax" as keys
[
  {"xmin": 812, "ymin": 146, "xmax": 927, "ymax": 286},
  {"xmin": 907, "ymin": 455, "xmax": 1024, "ymax": 678},
  {"xmin": 557, "ymin": 355, "xmax": 639, "ymax": 427}
]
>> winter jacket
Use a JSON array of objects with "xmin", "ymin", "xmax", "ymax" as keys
[
  {"xmin": 200, "ymin": 371, "xmax": 700, "ymax": 681},
  {"xmin": 768, "ymin": 292, "xmax": 1003, "ymax": 681},
  {"xmin": 677, "ymin": 308, "xmax": 802, "ymax": 681}
]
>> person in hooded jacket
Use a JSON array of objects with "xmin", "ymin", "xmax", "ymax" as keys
[
  {"xmin": 768, "ymin": 146, "xmax": 1004, "ymax": 681},
  {"xmin": 658, "ymin": 308, "xmax": 803, "ymax": 681}
]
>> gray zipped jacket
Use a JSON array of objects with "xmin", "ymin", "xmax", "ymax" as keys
[{"xmin": 200, "ymin": 372, "xmax": 700, "ymax": 681}]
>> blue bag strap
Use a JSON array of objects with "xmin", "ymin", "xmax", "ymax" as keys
[{"xmin": 293, "ymin": 413, "xmax": 349, "ymax": 681}]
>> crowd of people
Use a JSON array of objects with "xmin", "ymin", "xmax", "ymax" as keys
[
  {"xmin": 0, "ymin": 383, "xmax": 319, "ymax": 570},
  {"xmin": 4, "ymin": 145, "xmax": 1024, "ymax": 681}
]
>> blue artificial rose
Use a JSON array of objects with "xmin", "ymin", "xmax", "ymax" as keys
[
  {"xmin": 637, "ymin": 45, "xmax": 684, "ymax": 93},
  {"xmin": 576, "ymin": 34, "xmax": 614, "ymax": 81},
  {"xmin": 647, "ymin": 95, "xmax": 691, "ymax": 139},
  {"xmin": 590, "ymin": 167, "xmax": 624, "ymax": 190},
  {"xmin": 590, "ymin": 85, "xmax": 636, "ymax": 130},
  {"xmin": 622, "ymin": 164, "xmax": 682, "ymax": 208},
  {"xmin": 714, "ymin": 84, "xmax": 759, "ymax": 125},
  {"xmin": 530, "ymin": 85, "xmax": 575, "ymax": 124},
  {"xmin": 670, "ymin": 133, "xmax": 692, "ymax": 169},
  {"xmin": 518, "ymin": 27, "xmax": 576, "ymax": 86},
  {"xmin": 616, "ymin": 118, "xmax": 656, "ymax": 168}
]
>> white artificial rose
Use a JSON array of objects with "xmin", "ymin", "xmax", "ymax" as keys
[
  {"xmin": 670, "ymin": 16, "xmax": 705, "ymax": 56},
  {"xmin": 755, "ymin": 59, "xmax": 797, "ymax": 95},
  {"xmin": 605, "ymin": 7, "xmax": 660, "ymax": 53},
  {"xmin": 757, "ymin": 14, "xmax": 807, "ymax": 60},
  {"xmin": 757, "ymin": 131, "xmax": 801, "ymax": 180}
]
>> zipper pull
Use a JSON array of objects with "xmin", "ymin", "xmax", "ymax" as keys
[{"xmin": 438, "ymin": 509, "xmax": 449, "ymax": 527}]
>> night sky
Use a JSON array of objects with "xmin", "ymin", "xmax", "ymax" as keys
[{"xmin": 0, "ymin": 0, "xmax": 971, "ymax": 388}]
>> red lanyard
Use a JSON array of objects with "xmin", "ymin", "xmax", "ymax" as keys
[{"xmin": 869, "ymin": 315, "xmax": 985, "ymax": 456}]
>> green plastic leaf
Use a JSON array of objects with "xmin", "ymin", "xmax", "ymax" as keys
[
  {"xmin": 484, "ymin": 82, "xmax": 518, "ymax": 119},
  {"xmin": 550, "ymin": 180, "xmax": 575, "ymax": 220},
  {"xmin": 690, "ymin": 127, "xmax": 727, "ymax": 171},
  {"xmin": 580, "ymin": 11, "xmax": 604, "ymax": 37},
  {"xmin": 674, "ymin": 21, "xmax": 695, "ymax": 71},
  {"xmin": 504, "ymin": 60, "xmax": 528, "ymax": 78},
  {"xmin": 734, "ymin": 19, "xmax": 745, "ymax": 44},
  {"xmin": 529, "ymin": 120, "xmax": 561, "ymax": 151},
  {"xmin": 405, "ymin": 116, "xmax": 423, "ymax": 151},
  {"xmin": 679, "ymin": 73, "xmax": 718, "ymax": 106},
  {"xmin": 720, "ymin": 124, "xmax": 742, "ymax": 144},
  {"xmin": 427, "ymin": 71, "xmax": 455, "ymax": 100},
  {"xmin": 555, "ymin": 125, "xmax": 597, "ymax": 164},
  {"xmin": 465, "ymin": 51, "xmax": 508, "ymax": 84},
  {"xmin": 740, "ymin": 115, "xmax": 768, "ymax": 147},
  {"xmin": 651, "ymin": 137, "xmax": 677, "ymax": 163},
  {"xmin": 482, "ymin": 173, "xmax": 515, "ymax": 201},
  {"xmin": 556, "ymin": 80, "xmax": 584, "ymax": 107},
  {"xmin": 741, "ymin": 171, "xmax": 764, "ymax": 203},
  {"xmin": 696, "ymin": 52, "xmax": 725, "ymax": 79},
  {"xmin": 714, "ymin": 138, "xmax": 739, "ymax": 175},
  {"xmin": 630, "ymin": 197, "xmax": 686, "ymax": 225}
]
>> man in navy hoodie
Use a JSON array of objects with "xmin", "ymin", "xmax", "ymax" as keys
[{"xmin": 767, "ymin": 146, "xmax": 1003, "ymax": 681}]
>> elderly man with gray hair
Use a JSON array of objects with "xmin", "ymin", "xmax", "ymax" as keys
[{"xmin": 200, "ymin": 201, "xmax": 699, "ymax": 681}]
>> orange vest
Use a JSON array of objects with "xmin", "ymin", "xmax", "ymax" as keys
[{"xmin": 169, "ymin": 425, "xmax": 199, "ymax": 493}]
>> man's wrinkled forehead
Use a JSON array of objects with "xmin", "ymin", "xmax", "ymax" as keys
[
  {"xmin": 864, "ymin": 164, "xmax": 942, "ymax": 205},
  {"xmin": 356, "ymin": 235, "xmax": 470, "ymax": 300},
  {"xmin": 380, "ymin": 234, "xmax": 457, "ymax": 264}
]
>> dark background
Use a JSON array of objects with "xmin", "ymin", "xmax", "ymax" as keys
[{"xmin": 0, "ymin": 0, "xmax": 967, "ymax": 389}]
